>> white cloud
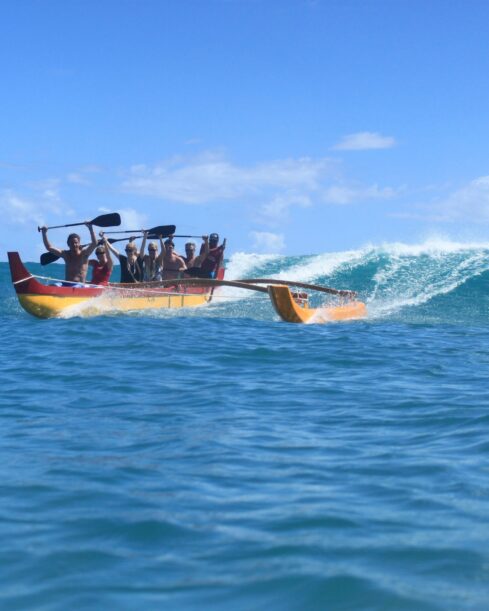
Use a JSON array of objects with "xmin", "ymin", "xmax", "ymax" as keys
[
  {"xmin": 97, "ymin": 206, "xmax": 148, "ymax": 233},
  {"xmin": 122, "ymin": 152, "xmax": 335, "ymax": 203},
  {"xmin": 67, "ymin": 173, "xmax": 89, "ymax": 185},
  {"xmin": 121, "ymin": 151, "xmax": 398, "ymax": 226},
  {"xmin": 66, "ymin": 165, "xmax": 103, "ymax": 185},
  {"xmin": 433, "ymin": 176, "xmax": 489, "ymax": 222},
  {"xmin": 333, "ymin": 131, "xmax": 396, "ymax": 151},
  {"xmin": 261, "ymin": 193, "xmax": 312, "ymax": 221},
  {"xmin": 0, "ymin": 190, "xmax": 42, "ymax": 225},
  {"xmin": 0, "ymin": 186, "xmax": 70, "ymax": 226},
  {"xmin": 394, "ymin": 176, "xmax": 489, "ymax": 223},
  {"xmin": 117, "ymin": 208, "xmax": 149, "ymax": 232},
  {"xmin": 322, "ymin": 184, "xmax": 398, "ymax": 205},
  {"xmin": 250, "ymin": 231, "xmax": 285, "ymax": 253}
]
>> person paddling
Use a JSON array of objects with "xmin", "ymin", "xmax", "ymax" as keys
[
  {"xmin": 88, "ymin": 237, "xmax": 113, "ymax": 285},
  {"xmin": 105, "ymin": 236, "xmax": 144, "ymax": 283},
  {"xmin": 162, "ymin": 238, "xmax": 187, "ymax": 279},
  {"xmin": 184, "ymin": 235, "xmax": 209, "ymax": 268},
  {"xmin": 198, "ymin": 233, "xmax": 226, "ymax": 278},
  {"xmin": 139, "ymin": 231, "xmax": 165, "ymax": 281},
  {"xmin": 41, "ymin": 222, "xmax": 97, "ymax": 283}
]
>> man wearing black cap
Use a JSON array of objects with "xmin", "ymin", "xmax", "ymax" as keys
[{"xmin": 199, "ymin": 233, "xmax": 226, "ymax": 278}]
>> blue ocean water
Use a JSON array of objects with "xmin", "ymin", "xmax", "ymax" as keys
[{"xmin": 2, "ymin": 240, "xmax": 489, "ymax": 610}]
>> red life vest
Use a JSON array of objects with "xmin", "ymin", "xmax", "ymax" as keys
[{"xmin": 200, "ymin": 245, "xmax": 224, "ymax": 275}]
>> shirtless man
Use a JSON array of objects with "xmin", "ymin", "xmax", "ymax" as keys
[
  {"xmin": 41, "ymin": 222, "xmax": 97, "ymax": 283},
  {"xmin": 184, "ymin": 235, "xmax": 209, "ymax": 268},
  {"xmin": 162, "ymin": 239, "xmax": 187, "ymax": 279}
]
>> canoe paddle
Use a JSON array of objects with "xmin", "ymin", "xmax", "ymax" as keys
[
  {"xmin": 37, "ymin": 212, "xmax": 121, "ymax": 232},
  {"xmin": 103, "ymin": 224, "xmax": 175, "ymax": 236},
  {"xmin": 40, "ymin": 236, "xmax": 138, "ymax": 265},
  {"xmin": 171, "ymin": 234, "xmax": 207, "ymax": 238}
]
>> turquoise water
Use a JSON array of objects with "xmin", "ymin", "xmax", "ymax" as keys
[{"xmin": 2, "ymin": 241, "xmax": 489, "ymax": 610}]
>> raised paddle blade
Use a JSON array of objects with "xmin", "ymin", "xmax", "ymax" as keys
[
  {"xmin": 147, "ymin": 225, "xmax": 176, "ymax": 237},
  {"xmin": 38, "ymin": 212, "xmax": 121, "ymax": 231},
  {"xmin": 40, "ymin": 252, "xmax": 61, "ymax": 265},
  {"xmin": 91, "ymin": 213, "xmax": 121, "ymax": 227}
]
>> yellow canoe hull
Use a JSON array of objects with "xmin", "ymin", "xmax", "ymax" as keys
[
  {"xmin": 268, "ymin": 285, "xmax": 367, "ymax": 324},
  {"xmin": 18, "ymin": 291, "xmax": 212, "ymax": 319}
]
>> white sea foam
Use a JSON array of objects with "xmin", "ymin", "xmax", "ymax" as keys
[
  {"xmin": 56, "ymin": 238, "xmax": 489, "ymax": 321},
  {"xmin": 223, "ymin": 238, "xmax": 489, "ymax": 320},
  {"xmin": 225, "ymin": 251, "xmax": 281, "ymax": 279},
  {"xmin": 364, "ymin": 240, "xmax": 489, "ymax": 318}
]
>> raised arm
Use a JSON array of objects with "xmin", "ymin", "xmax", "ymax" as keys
[
  {"xmin": 194, "ymin": 236, "xmax": 209, "ymax": 267},
  {"xmin": 140, "ymin": 231, "xmax": 148, "ymax": 258},
  {"xmin": 102, "ymin": 236, "xmax": 113, "ymax": 271},
  {"xmin": 82, "ymin": 222, "xmax": 97, "ymax": 256},
  {"xmin": 201, "ymin": 235, "xmax": 209, "ymax": 258},
  {"xmin": 103, "ymin": 235, "xmax": 122, "ymax": 260},
  {"xmin": 40, "ymin": 227, "xmax": 63, "ymax": 256},
  {"xmin": 156, "ymin": 234, "xmax": 165, "ymax": 266}
]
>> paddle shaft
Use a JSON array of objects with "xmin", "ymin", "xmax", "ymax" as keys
[
  {"xmin": 38, "ymin": 212, "xmax": 121, "ymax": 232},
  {"xmin": 41, "ymin": 238, "xmax": 119, "ymax": 265},
  {"xmin": 172, "ymin": 234, "xmax": 205, "ymax": 238},
  {"xmin": 103, "ymin": 224, "xmax": 175, "ymax": 236}
]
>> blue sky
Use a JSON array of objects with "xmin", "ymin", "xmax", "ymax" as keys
[{"xmin": 2, "ymin": 0, "xmax": 489, "ymax": 260}]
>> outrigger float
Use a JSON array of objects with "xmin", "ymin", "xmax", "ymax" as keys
[{"xmin": 8, "ymin": 252, "xmax": 367, "ymax": 323}]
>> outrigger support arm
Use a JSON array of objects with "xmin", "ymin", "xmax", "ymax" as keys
[
  {"xmin": 111, "ymin": 277, "xmax": 270, "ymax": 294},
  {"xmin": 116, "ymin": 276, "xmax": 355, "ymax": 297},
  {"xmin": 237, "ymin": 278, "xmax": 357, "ymax": 298}
]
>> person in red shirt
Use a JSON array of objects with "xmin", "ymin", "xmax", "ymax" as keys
[{"xmin": 88, "ymin": 237, "xmax": 113, "ymax": 285}]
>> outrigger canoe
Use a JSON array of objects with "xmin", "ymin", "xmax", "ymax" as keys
[
  {"xmin": 8, "ymin": 251, "xmax": 225, "ymax": 319},
  {"xmin": 8, "ymin": 252, "xmax": 367, "ymax": 323}
]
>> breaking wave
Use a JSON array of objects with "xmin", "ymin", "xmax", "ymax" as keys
[
  {"xmin": 3, "ymin": 238, "xmax": 489, "ymax": 324},
  {"xmin": 221, "ymin": 238, "xmax": 489, "ymax": 324}
]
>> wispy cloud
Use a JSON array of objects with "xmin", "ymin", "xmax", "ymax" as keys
[
  {"xmin": 0, "ymin": 183, "xmax": 70, "ymax": 227},
  {"xmin": 67, "ymin": 173, "xmax": 90, "ymax": 185},
  {"xmin": 66, "ymin": 165, "xmax": 103, "ymax": 185},
  {"xmin": 250, "ymin": 231, "xmax": 285, "ymax": 253},
  {"xmin": 0, "ymin": 190, "xmax": 42, "ymax": 225},
  {"xmin": 392, "ymin": 176, "xmax": 489, "ymax": 223},
  {"xmin": 332, "ymin": 131, "xmax": 396, "ymax": 151},
  {"xmin": 1, "ymin": 169, "xmax": 111, "ymax": 229},
  {"xmin": 322, "ymin": 184, "xmax": 398, "ymax": 205},
  {"xmin": 123, "ymin": 152, "xmax": 335, "ymax": 204},
  {"xmin": 260, "ymin": 193, "xmax": 312, "ymax": 222},
  {"xmin": 122, "ymin": 151, "xmax": 398, "ymax": 224},
  {"xmin": 433, "ymin": 176, "xmax": 489, "ymax": 222}
]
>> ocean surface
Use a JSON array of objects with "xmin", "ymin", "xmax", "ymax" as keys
[{"xmin": 2, "ymin": 239, "xmax": 489, "ymax": 610}]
